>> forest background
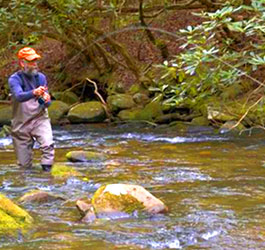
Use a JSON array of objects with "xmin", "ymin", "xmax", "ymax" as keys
[{"xmin": 0, "ymin": 0, "xmax": 265, "ymax": 131}]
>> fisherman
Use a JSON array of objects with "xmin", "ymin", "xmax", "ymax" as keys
[{"xmin": 8, "ymin": 47, "xmax": 54, "ymax": 171}]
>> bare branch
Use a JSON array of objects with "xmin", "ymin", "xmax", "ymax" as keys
[
  {"xmin": 86, "ymin": 78, "xmax": 113, "ymax": 120},
  {"xmin": 229, "ymin": 96, "xmax": 264, "ymax": 131}
]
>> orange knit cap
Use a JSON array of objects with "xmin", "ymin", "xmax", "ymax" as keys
[{"xmin": 17, "ymin": 47, "xmax": 41, "ymax": 61}]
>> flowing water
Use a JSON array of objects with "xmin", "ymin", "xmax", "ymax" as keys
[{"xmin": 0, "ymin": 123, "xmax": 265, "ymax": 249}]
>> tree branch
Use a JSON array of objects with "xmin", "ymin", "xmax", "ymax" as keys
[
  {"xmin": 229, "ymin": 96, "xmax": 264, "ymax": 131},
  {"xmin": 86, "ymin": 78, "xmax": 113, "ymax": 120},
  {"xmin": 139, "ymin": 0, "xmax": 169, "ymax": 59}
]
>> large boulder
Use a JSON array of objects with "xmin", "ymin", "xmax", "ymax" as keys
[
  {"xmin": 67, "ymin": 101, "xmax": 106, "ymax": 123},
  {"xmin": 66, "ymin": 150, "xmax": 105, "ymax": 162},
  {"xmin": 0, "ymin": 193, "xmax": 33, "ymax": 235},
  {"xmin": 48, "ymin": 100, "xmax": 70, "ymax": 125},
  {"xmin": 90, "ymin": 184, "xmax": 167, "ymax": 219},
  {"xmin": 107, "ymin": 94, "xmax": 136, "ymax": 112}
]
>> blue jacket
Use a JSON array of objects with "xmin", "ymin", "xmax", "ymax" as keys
[{"xmin": 8, "ymin": 71, "xmax": 51, "ymax": 107}]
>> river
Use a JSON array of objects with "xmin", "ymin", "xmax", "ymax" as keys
[{"xmin": 0, "ymin": 123, "xmax": 265, "ymax": 249}]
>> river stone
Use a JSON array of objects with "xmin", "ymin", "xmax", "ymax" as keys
[
  {"xmin": 19, "ymin": 190, "xmax": 65, "ymax": 203},
  {"xmin": 135, "ymin": 101, "xmax": 163, "ymax": 121},
  {"xmin": 60, "ymin": 91, "xmax": 79, "ymax": 105},
  {"xmin": 51, "ymin": 164, "xmax": 82, "ymax": 179},
  {"xmin": 132, "ymin": 93, "xmax": 149, "ymax": 105},
  {"xmin": 191, "ymin": 116, "xmax": 210, "ymax": 126},
  {"xmin": 66, "ymin": 150, "xmax": 105, "ymax": 162},
  {"xmin": 48, "ymin": 100, "xmax": 70, "ymax": 125},
  {"xmin": 0, "ymin": 105, "xmax": 12, "ymax": 125},
  {"xmin": 76, "ymin": 200, "xmax": 92, "ymax": 216},
  {"xmin": 107, "ymin": 94, "xmax": 135, "ymax": 112},
  {"xmin": 67, "ymin": 101, "xmax": 106, "ymax": 123},
  {"xmin": 51, "ymin": 91, "xmax": 62, "ymax": 100},
  {"xmin": 117, "ymin": 101, "xmax": 163, "ymax": 121},
  {"xmin": 117, "ymin": 108, "xmax": 142, "ymax": 121},
  {"xmin": 0, "ymin": 193, "xmax": 33, "ymax": 235},
  {"xmin": 207, "ymin": 106, "xmax": 235, "ymax": 121},
  {"xmin": 129, "ymin": 83, "xmax": 149, "ymax": 96},
  {"xmin": 91, "ymin": 184, "xmax": 167, "ymax": 219}
]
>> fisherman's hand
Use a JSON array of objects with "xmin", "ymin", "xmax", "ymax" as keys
[
  {"xmin": 42, "ymin": 92, "xmax": 51, "ymax": 103},
  {"xmin": 33, "ymin": 86, "xmax": 46, "ymax": 97}
]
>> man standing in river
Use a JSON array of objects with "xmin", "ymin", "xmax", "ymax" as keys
[{"xmin": 8, "ymin": 47, "xmax": 54, "ymax": 171}]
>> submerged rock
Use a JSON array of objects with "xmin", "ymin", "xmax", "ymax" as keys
[
  {"xmin": 19, "ymin": 190, "xmax": 66, "ymax": 203},
  {"xmin": 76, "ymin": 199, "xmax": 92, "ymax": 216},
  {"xmin": 77, "ymin": 184, "xmax": 167, "ymax": 222},
  {"xmin": 66, "ymin": 150, "xmax": 105, "ymax": 162},
  {"xmin": 0, "ymin": 193, "xmax": 33, "ymax": 235},
  {"xmin": 51, "ymin": 164, "xmax": 82, "ymax": 179},
  {"xmin": 76, "ymin": 200, "xmax": 96, "ymax": 223}
]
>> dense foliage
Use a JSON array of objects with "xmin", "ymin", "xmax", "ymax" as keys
[
  {"xmin": 1, "ymin": 0, "xmax": 265, "ymax": 126},
  {"xmin": 150, "ymin": 0, "xmax": 265, "ymax": 122}
]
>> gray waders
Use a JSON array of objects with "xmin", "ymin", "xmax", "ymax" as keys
[{"xmin": 11, "ymin": 97, "xmax": 54, "ymax": 168}]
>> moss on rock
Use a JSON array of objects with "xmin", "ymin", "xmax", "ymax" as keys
[
  {"xmin": 48, "ymin": 100, "xmax": 69, "ymax": 125},
  {"xmin": 51, "ymin": 164, "xmax": 81, "ymax": 179},
  {"xmin": 135, "ymin": 101, "xmax": 163, "ymax": 121},
  {"xmin": 117, "ymin": 108, "xmax": 142, "ymax": 121},
  {"xmin": 91, "ymin": 184, "xmax": 167, "ymax": 218},
  {"xmin": 66, "ymin": 150, "xmax": 105, "ymax": 162},
  {"xmin": 0, "ymin": 193, "xmax": 33, "ymax": 235},
  {"xmin": 107, "ymin": 94, "xmax": 136, "ymax": 112},
  {"xmin": 0, "ymin": 209, "xmax": 20, "ymax": 231},
  {"xmin": 67, "ymin": 101, "xmax": 106, "ymax": 123},
  {"xmin": 91, "ymin": 185, "xmax": 145, "ymax": 216},
  {"xmin": 60, "ymin": 91, "xmax": 79, "ymax": 105}
]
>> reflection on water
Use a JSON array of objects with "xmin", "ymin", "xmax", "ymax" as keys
[{"xmin": 0, "ymin": 124, "xmax": 265, "ymax": 249}]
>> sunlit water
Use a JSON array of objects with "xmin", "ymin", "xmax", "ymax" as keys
[{"xmin": 0, "ymin": 123, "xmax": 265, "ymax": 249}]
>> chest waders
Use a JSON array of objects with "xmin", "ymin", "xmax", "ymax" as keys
[{"xmin": 11, "ymin": 72, "xmax": 54, "ymax": 169}]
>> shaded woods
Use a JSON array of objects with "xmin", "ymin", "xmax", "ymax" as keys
[{"xmin": 1, "ymin": 0, "xmax": 265, "ymax": 132}]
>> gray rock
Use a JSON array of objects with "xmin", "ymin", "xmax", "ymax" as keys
[
  {"xmin": 67, "ymin": 101, "xmax": 106, "ymax": 123},
  {"xmin": 66, "ymin": 150, "xmax": 105, "ymax": 162},
  {"xmin": 48, "ymin": 100, "xmax": 69, "ymax": 125},
  {"xmin": 107, "ymin": 94, "xmax": 135, "ymax": 112}
]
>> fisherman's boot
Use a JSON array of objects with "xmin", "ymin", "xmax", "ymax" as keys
[{"xmin": 41, "ymin": 164, "xmax": 52, "ymax": 172}]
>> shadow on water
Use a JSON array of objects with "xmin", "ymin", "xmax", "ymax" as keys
[{"xmin": 0, "ymin": 124, "xmax": 265, "ymax": 249}]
